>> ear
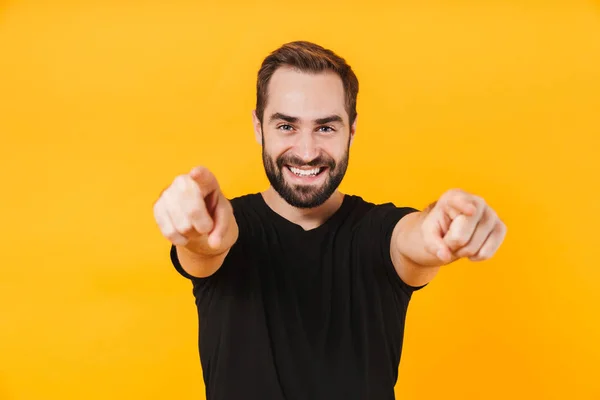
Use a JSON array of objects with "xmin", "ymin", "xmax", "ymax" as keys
[
  {"xmin": 252, "ymin": 110, "xmax": 262, "ymax": 145},
  {"xmin": 349, "ymin": 114, "xmax": 358, "ymax": 147}
]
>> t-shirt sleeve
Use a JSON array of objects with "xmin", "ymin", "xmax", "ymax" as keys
[
  {"xmin": 360, "ymin": 203, "xmax": 428, "ymax": 295},
  {"xmin": 168, "ymin": 196, "xmax": 246, "ymax": 284},
  {"xmin": 170, "ymin": 244, "xmax": 199, "ymax": 280},
  {"xmin": 169, "ymin": 242, "xmax": 241, "ymax": 284}
]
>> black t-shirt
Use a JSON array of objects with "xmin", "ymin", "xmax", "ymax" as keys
[{"xmin": 170, "ymin": 193, "xmax": 425, "ymax": 400}]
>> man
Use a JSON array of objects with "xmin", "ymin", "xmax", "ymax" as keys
[{"xmin": 153, "ymin": 41, "xmax": 506, "ymax": 400}]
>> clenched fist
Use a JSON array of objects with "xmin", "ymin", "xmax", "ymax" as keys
[
  {"xmin": 421, "ymin": 189, "xmax": 507, "ymax": 264},
  {"xmin": 153, "ymin": 166, "xmax": 237, "ymax": 256}
]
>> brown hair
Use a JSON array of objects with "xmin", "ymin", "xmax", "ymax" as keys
[{"xmin": 255, "ymin": 41, "xmax": 359, "ymax": 126}]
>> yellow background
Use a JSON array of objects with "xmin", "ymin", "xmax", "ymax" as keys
[{"xmin": 1, "ymin": 0, "xmax": 599, "ymax": 399}]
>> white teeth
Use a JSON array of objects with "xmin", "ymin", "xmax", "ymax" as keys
[{"xmin": 289, "ymin": 166, "xmax": 321, "ymax": 177}]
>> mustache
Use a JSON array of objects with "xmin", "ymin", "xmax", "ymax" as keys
[{"xmin": 276, "ymin": 154, "xmax": 336, "ymax": 170}]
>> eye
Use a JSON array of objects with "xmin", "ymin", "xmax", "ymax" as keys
[
  {"xmin": 277, "ymin": 124, "xmax": 294, "ymax": 132},
  {"xmin": 318, "ymin": 126, "xmax": 335, "ymax": 133}
]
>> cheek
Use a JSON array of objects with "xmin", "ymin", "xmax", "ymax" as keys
[
  {"xmin": 327, "ymin": 143, "xmax": 349, "ymax": 163},
  {"xmin": 263, "ymin": 144, "xmax": 287, "ymax": 166},
  {"xmin": 264, "ymin": 140, "xmax": 293, "ymax": 162}
]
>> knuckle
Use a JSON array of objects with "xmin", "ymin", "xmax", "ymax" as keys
[
  {"xmin": 188, "ymin": 206, "xmax": 205, "ymax": 222},
  {"xmin": 478, "ymin": 249, "xmax": 491, "ymax": 259},
  {"xmin": 173, "ymin": 174, "xmax": 187, "ymax": 187},
  {"xmin": 154, "ymin": 207, "xmax": 170, "ymax": 228},
  {"xmin": 152, "ymin": 201, "xmax": 162, "ymax": 220},
  {"xmin": 179, "ymin": 175, "xmax": 196, "ymax": 192},
  {"xmin": 499, "ymin": 220, "xmax": 507, "ymax": 234},
  {"xmin": 176, "ymin": 221, "xmax": 194, "ymax": 235},
  {"xmin": 177, "ymin": 176, "xmax": 201, "ymax": 197},
  {"xmin": 156, "ymin": 186, "xmax": 169, "ymax": 203},
  {"xmin": 458, "ymin": 246, "xmax": 477, "ymax": 258},
  {"xmin": 448, "ymin": 234, "xmax": 469, "ymax": 248},
  {"xmin": 444, "ymin": 188, "xmax": 462, "ymax": 199},
  {"xmin": 163, "ymin": 227, "xmax": 177, "ymax": 240},
  {"xmin": 169, "ymin": 235, "xmax": 187, "ymax": 246}
]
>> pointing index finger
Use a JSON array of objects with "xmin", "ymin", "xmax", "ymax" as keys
[{"xmin": 189, "ymin": 166, "xmax": 219, "ymax": 196}]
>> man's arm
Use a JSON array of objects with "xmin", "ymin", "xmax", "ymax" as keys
[
  {"xmin": 154, "ymin": 166, "xmax": 239, "ymax": 279},
  {"xmin": 390, "ymin": 189, "xmax": 507, "ymax": 287}
]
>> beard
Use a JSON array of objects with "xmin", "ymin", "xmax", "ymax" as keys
[{"xmin": 262, "ymin": 135, "xmax": 350, "ymax": 209}]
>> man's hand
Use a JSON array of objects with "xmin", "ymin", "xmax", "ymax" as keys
[
  {"xmin": 153, "ymin": 166, "xmax": 237, "ymax": 257},
  {"xmin": 421, "ymin": 189, "xmax": 507, "ymax": 264},
  {"xmin": 391, "ymin": 189, "xmax": 507, "ymax": 287}
]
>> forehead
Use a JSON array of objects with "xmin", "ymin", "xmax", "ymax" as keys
[{"xmin": 265, "ymin": 66, "xmax": 347, "ymax": 122}]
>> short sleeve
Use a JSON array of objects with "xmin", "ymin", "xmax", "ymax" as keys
[
  {"xmin": 169, "ymin": 243, "xmax": 239, "ymax": 286},
  {"xmin": 168, "ymin": 196, "xmax": 247, "ymax": 283},
  {"xmin": 360, "ymin": 203, "xmax": 427, "ymax": 295},
  {"xmin": 170, "ymin": 244, "xmax": 198, "ymax": 280}
]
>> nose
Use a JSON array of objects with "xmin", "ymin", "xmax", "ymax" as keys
[{"xmin": 295, "ymin": 131, "xmax": 319, "ymax": 163}]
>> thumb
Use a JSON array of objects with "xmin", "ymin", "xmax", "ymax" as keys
[
  {"xmin": 206, "ymin": 196, "xmax": 230, "ymax": 249},
  {"xmin": 431, "ymin": 235, "xmax": 453, "ymax": 263},
  {"xmin": 422, "ymin": 209, "xmax": 453, "ymax": 263}
]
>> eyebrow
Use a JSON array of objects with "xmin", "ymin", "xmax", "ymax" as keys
[
  {"xmin": 269, "ymin": 113, "xmax": 344, "ymax": 125},
  {"xmin": 315, "ymin": 115, "xmax": 344, "ymax": 125},
  {"xmin": 269, "ymin": 113, "xmax": 298, "ymax": 123}
]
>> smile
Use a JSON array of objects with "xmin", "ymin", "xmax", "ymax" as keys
[{"xmin": 286, "ymin": 166, "xmax": 326, "ymax": 177}]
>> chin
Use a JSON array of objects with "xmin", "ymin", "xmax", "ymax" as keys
[{"xmin": 284, "ymin": 185, "xmax": 334, "ymax": 209}]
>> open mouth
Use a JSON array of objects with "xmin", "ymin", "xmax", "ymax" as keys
[{"xmin": 286, "ymin": 165, "xmax": 327, "ymax": 178}]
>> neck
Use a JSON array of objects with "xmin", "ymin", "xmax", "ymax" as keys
[{"xmin": 261, "ymin": 187, "xmax": 345, "ymax": 231}]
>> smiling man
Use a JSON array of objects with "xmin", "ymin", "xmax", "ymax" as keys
[{"xmin": 153, "ymin": 41, "xmax": 507, "ymax": 400}]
